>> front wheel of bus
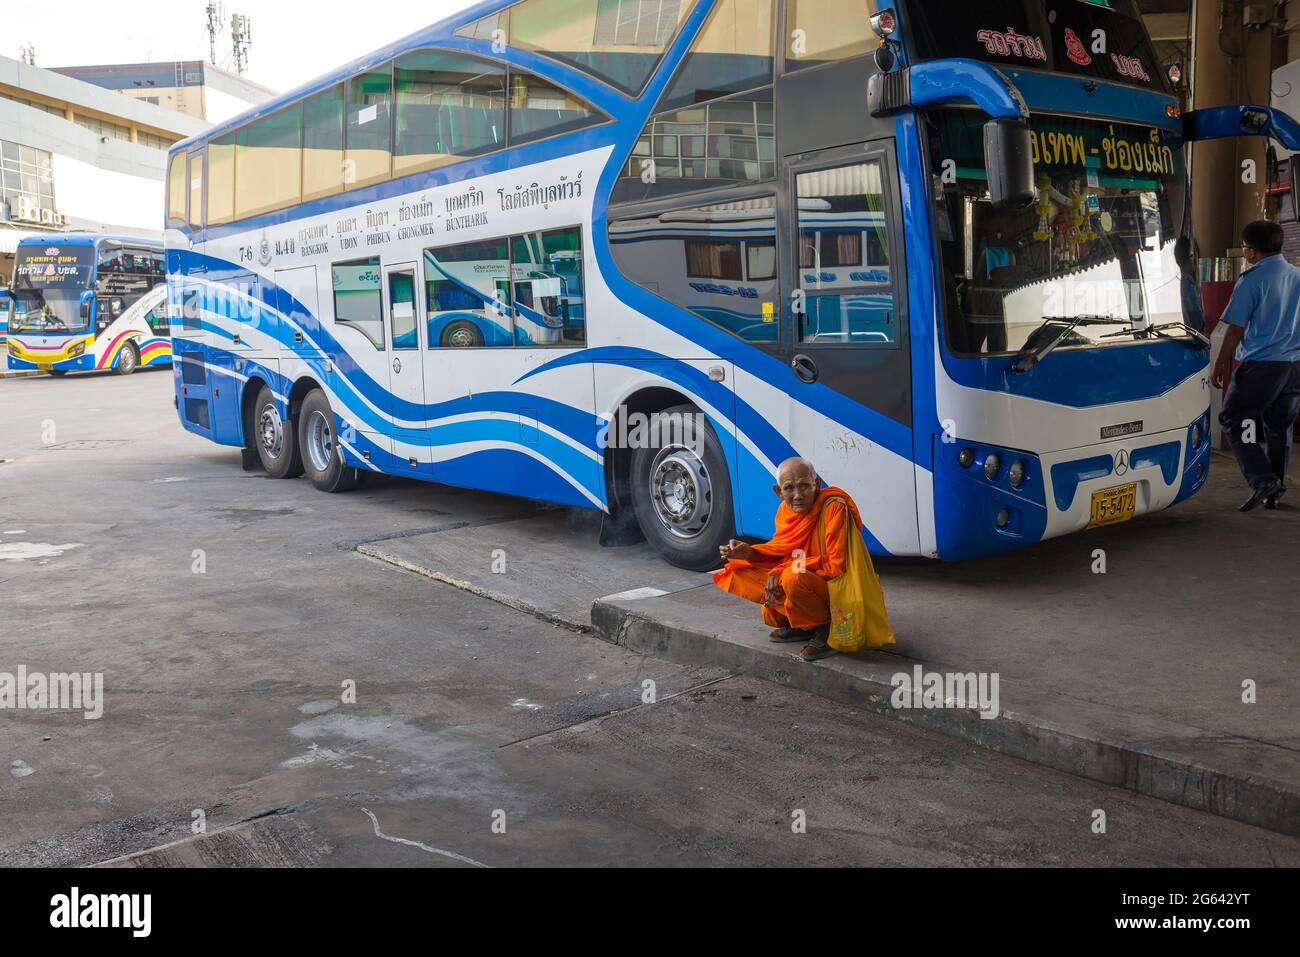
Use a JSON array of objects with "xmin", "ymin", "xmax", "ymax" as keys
[
  {"xmin": 115, "ymin": 342, "xmax": 139, "ymax": 376},
  {"xmin": 298, "ymin": 390, "xmax": 361, "ymax": 493},
  {"xmin": 441, "ymin": 320, "xmax": 483, "ymax": 348},
  {"xmin": 629, "ymin": 404, "xmax": 735, "ymax": 571},
  {"xmin": 253, "ymin": 384, "xmax": 304, "ymax": 479}
]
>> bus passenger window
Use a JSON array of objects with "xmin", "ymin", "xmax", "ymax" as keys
[
  {"xmin": 187, "ymin": 152, "xmax": 204, "ymax": 228},
  {"xmin": 388, "ymin": 271, "xmax": 419, "ymax": 349},
  {"xmin": 785, "ymin": 0, "xmax": 881, "ymax": 71},
  {"xmin": 796, "ymin": 160, "xmax": 896, "ymax": 345},
  {"xmin": 303, "ymin": 85, "xmax": 345, "ymax": 202},
  {"xmin": 393, "ymin": 51, "xmax": 505, "ymax": 177},
  {"xmin": 208, "ymin": 135, "xmax": 235, "ymax": 226},
  {"xmin": 510, "ymin": 226, "xmax": 586, "ymax": 347},
  {"xmin": 425, "ymin": 238, "xmax": 514, "ymax": 349},
  {"xmin": 659, "ymin": 0, "xmax": 775, "ymax": 113},
  {"xmin": 167, "ymin": 153, "xmax": 187, "ymax": 224},
  {"xmin": 346, "ymin": 67, "xmax": 393, "ymax": 189},
  {"xmin": 332, "ymin": 258, "xmax": 385, "ymax": 349},
  {"xmin": 508, "ymin": 71, "xmax": 601, "ymax": 146},
  {"xmin": 609, "ymin": 195, "xmax": 779, "ymax": 343},
  {"xmin": 235, "ymin": 105, "xmax": 303, "ymax": 220},
  {"xmin": 508, "ymin": 0, "xmax": 694, "ymax": 96}
]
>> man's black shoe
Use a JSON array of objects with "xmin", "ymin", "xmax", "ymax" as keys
[
  {"xmin": 1265, "ymin": 485, "xmax": 1287, "ymax": 510},
  {"xmin": 1241, "ymin": 481, "xmax": 1281, "ymax": 513}
]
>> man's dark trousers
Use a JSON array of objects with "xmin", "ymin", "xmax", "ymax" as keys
[{"xmin": 1219, "ymin": 360, "xmax": 1300, "ymax": 491}]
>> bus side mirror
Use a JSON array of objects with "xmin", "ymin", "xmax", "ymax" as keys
[
  {"xmin": 984, "ymin": 118, "xmax": 1038, "ymax": 211},
  {"xmin": 80, "ymin": 294, "xmax": 94, "ymax": 321}
]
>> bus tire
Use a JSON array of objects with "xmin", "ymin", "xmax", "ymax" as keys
[
  {"xmin": 441, "ymin": 320, "xmax": 483, "ymax": 348},
  {"xmin": 48, "ymin": 370, "xmax": 69, "ymax": 377},
  {"xmin": 298, "ymin": 390, "xmax": 361, "ymax": 493},
  {"xmin": 253, "ymin": 384, "xmax": 304, "ymax": 479},
  {"xmin": 115, "ymin": 342, "xmax": 139, "ymax": 376},
  {"xmin": 629, "ymin": 403, "xmax": 735, "ymax": 571}
]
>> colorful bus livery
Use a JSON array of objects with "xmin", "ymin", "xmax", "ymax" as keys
[
  {"xmin": 7, "ymin": 235, "xmax": 172, "ymax": 376},
  {"xmin": 165, "ymin": 0, "xmax": 1299, "ymax": 569}
]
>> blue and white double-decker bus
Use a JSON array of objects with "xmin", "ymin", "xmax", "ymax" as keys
[{"xmin": 165, "ymin": 0, "xmax": 1299, "ymax": 568}]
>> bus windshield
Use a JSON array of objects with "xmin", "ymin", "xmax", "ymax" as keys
[
  {"xmin": 903, "ymin": 0, "xmax": 1166, "ymax": 93},
  {"xmin": 929, "ymin": 109, "xmax": 1190, "ymax": 356},
  {"xmin": 10, "ymin": 245, "xmax": 95, "ymax": 335}
]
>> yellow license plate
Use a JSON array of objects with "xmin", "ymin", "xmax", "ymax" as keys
[{"xmin": 1089, "ymin": 484, "xmax": 1137, "ymax": 528}]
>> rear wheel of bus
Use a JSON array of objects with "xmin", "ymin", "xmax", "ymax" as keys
[
  {"xmin": 298, "ymin": 390, "xmax": 361, "ymax": 493},
  {"xmin": 115, "ymin": 342, "xmax": 139, "ymax": 376},
  {"xmin": 629, "ymin": 403, "xmax": 735, "ymax": 571},
  {"xmin": 252, "ymin": 384, "xmax": 303, "ymax": 479}
]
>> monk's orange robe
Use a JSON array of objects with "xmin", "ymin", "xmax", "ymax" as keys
[{"xmin": 713, "ymin": 487, "xmax": 864, "ymax": 631}]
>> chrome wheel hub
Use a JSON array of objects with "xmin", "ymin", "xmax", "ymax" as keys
[
  {"xmin": 258, "ymin": 403, "xmax": 284, "ymax": 459},
  {"xmin": 448, "ymin": 326, "xmax": 475, "ymax": 348},
  {"xmin": 304, "ymin": 410, "xmax": 336, "ymax": 473},
  {"xmin": 650, "ymin": 446, "xmax": 713, "ymax": 540}
]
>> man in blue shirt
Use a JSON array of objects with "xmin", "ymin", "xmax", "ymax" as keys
[{"xmin": 1213, "ymin": 221, "xmax": 1300, "ymax": 512}]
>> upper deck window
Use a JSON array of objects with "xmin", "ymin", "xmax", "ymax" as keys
[
  {"xmin": 659, "ymin": 0, "xmax": 773, "ymax": 112},
  {"xmin": 394, "ymin": 51, "xmax": 507, "ymax": 177},
  {"xmin": 208, "ymin": 134, "xmax": 236, "ymax": 225},
  {"xmin": 303, "ymin": 85, "xmax": 345, "ymax": 203},
  {"xmin": 463, "ymin": 0, "xmax": 697, "ymax": 96},
  {"xmin": 785, "ymin": 0, "xmax": 880, "ymax": 72},
  {"xmin": 346, "ymin": 66, "xmax": 394, "ymax": 190},
  {"xmin": 235, "ymin": 105, "xmax": 303, "ymax": 220}
]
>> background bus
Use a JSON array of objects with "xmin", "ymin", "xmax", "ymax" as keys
[
  {"xmin": 6, "ymin": 234, "xmax": 172, "ymax": 376},
  {"xmin": 164, "ymin": 0, "xmax": 1296, "ymax": 568},
  {"xmin": 0, "ymin": 286, "xmax": 10, "ymax": 347}
]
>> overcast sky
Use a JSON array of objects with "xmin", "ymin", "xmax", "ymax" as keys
[{"xmin": 8, "ymin": 0, "xmax": 480, "ymax": 94}]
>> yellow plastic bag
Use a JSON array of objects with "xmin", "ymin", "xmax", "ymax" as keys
[{"xmin": 819, "ymin": 497, "xmax": 896, "ymax": 653}]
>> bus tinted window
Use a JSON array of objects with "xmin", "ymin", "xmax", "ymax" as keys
[
  {"xmin": 346, "ymin": 66, "xmax": 393, "ymax": 189},
  {"xmin": 511, "ymin": 227, "xmax": 586, "ymax": 346},
  {"xmin": 303, "ymin": 85, "xmax": 345, "ymax": 202},
  {"xmin": 187, "ymin": 152, "xmax": 203, "ymax": 228},
  {"xmin": 208, "ymin": 134, "xmax": 236, "ymax": 225},
  {"xmin": 615, "ymin": 90, "xmax": 773, "ymax": 204},
  {"xmin": 394, "ymin": 50, "xmax": 506, "ymax": 177},
  {"xmin": 609, "ymin": 195, "xmax": 779, "ymax": 343},
  {"xmin": 426, "ymin": 237, "xmax": 514, "ymax": 348},
  {"xmin": 235, "ymin": 105, "xmax": 303, "ymax": 220},
  {"xmin": 796, "ymin": 160, "xmax": 896, "ymax": 345},
  {"xmin": 660, "ymin": 0, "xmax": 774, "ymax": 113},
  {"xmin": 332, "ymin": 258, "xmax": 385, "ymax": 348},
  {"xmin": 509, "ymin": 71, "xmax": 602, "ymax": 146},
  {"xmin": 167, "ymin": 153, "xmax": 187, "ymax": 223},
  {"xmin": 785, "ymin": 0, "xmax": 880, "ymax": 71},
  {"xmin": 510, "ymin": 0, "xmax": 696, "ymax": 95}
]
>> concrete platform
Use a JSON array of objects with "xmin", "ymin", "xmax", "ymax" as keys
[{"xmin": 362, "ymin": 453, "xmax": 1300, "ymax": 838}]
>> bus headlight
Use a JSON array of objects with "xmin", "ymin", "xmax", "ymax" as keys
[
  {"xmin": 1009, "ymin": 460, "xmax": 1027, "ymax": 488},
  {"xmin": 1191, "ymin": 423, "xmax": 1203, "ymax": 450},
  {"xmin": 958, "ymin": 448, "xmax": 975, "ymax": 468},
  {"xmin": 984, "ymin": 453, "xmax": 1002, "ymax": 481},
  {"xmin": 996, "ymin": 509, "xmax": 1011, "ymax": 530}
]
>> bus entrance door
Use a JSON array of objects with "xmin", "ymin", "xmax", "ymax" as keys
[
  {"xmin": 778, "ymin": 141, "xmax": 918, "ymax": 555},
  {"xmin": 382, "ymin": 262, "xmax": 431, "ymax": 477}
]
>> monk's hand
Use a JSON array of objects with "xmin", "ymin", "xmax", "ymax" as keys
[
  {"xmin": 719, "ymin": 539, "xmax": 756, "ymax": 562},
  {"xmin": 763, "ymin": 573, "xmax": 785, "ymax": 607}
]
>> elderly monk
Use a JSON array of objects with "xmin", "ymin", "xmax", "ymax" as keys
[{"xmin": 714, "ymin": 457, "xmax": 866, "ymax": 662}]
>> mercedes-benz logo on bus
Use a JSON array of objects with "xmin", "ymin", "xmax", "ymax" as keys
[{"xmin": 1115, "ymin": 450, "xmax": 1130, "ymax": 477}]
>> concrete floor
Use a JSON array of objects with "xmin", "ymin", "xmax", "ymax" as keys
[{"xmin": 1, "ymin": 369, "xmax": 1298, "ymax": 867}]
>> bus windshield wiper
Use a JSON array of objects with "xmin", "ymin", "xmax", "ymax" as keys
[
  {"xmin": 1097, "ymin": 321, "xmax": 1211, "ymax": 349},
  {"xmin": 1010, "ymin": 316, "xmax": 1119, "ymax": 374}
]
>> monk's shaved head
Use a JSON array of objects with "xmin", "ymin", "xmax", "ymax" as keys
[
  {"xmin": 774, "ymin": 458, "xmax": 819, "ymax": 513},
  {"xmin": 777, "ymin": 457, "xmax": 817, "ymax": 483}
]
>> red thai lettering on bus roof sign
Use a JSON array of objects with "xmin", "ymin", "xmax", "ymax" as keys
[{"xmin": 975, "ymin": 27, "xmax": 1047, "ymax": 62}]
